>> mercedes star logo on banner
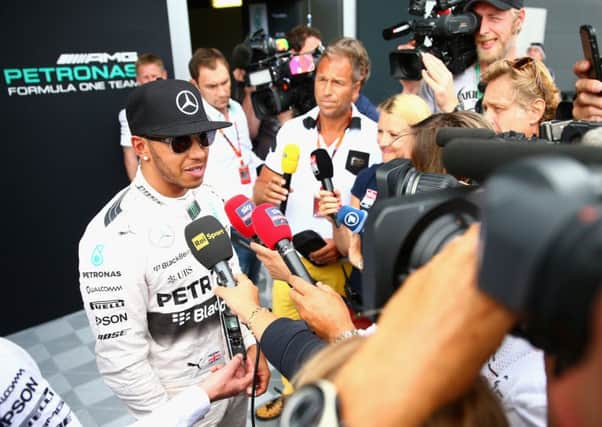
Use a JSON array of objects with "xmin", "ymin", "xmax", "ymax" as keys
[{"xmin": 176, "ymin": 90, "xmax": 199, "ymax": 115}]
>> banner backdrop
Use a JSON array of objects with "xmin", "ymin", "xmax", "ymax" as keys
[{"xmin": 0, "ymin": 1, "xmax": 175, "ymax": 335}]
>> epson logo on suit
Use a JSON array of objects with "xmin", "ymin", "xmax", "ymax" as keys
[
  {"xmin": 90, "ymin": 299, "xmax": 125, "ymax": 310},
  {"xmin": 96, "ymin": 313, "xmax": 127, "ymax": 326},
  {"xmin": 0, "ymin": 375, "xmax": 39, "ymax": 426}
]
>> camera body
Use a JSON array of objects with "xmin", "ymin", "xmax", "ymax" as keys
[
  {"xmin": 244, "ymin": 30, "xmax": 321, "ymax": 119},
  {"xmin": 385, "ymin": 0, "xmax": 478, "ymax": 80},
  {"xmin": 363, "ymin": 143, "xmax": 602, "ymax": 367},
  {"xmin": 539, "ymin": 119, "xmax": 602, "ymax": 143}
]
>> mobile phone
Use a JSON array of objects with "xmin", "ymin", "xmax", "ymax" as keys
[{"xmin": 580, "ymin": 25, "xmax": 602, "ymax": 80}]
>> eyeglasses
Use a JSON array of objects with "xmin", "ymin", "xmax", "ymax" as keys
[
  {"xmin": 144, "ymin": 131, "xmax": 216, "ymax": 154},
  {"xmin": 380, "ymin": 131, "xmax": 414, "ymax": 147},
  {"xmin": 512, "ymin": 56, "xmax": 535, "ymax": 70}
]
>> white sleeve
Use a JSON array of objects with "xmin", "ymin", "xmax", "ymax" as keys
[
  {"xmin": 119, "ymin": 108, "xmax": 132, "ymax": 147},
  {"xmin": 130, "ymin": 386, "xmax": 211, "ymax": 427},
  {"xmin": 79, "ymin": 226, "xmax": 169, "ymax": 417}
]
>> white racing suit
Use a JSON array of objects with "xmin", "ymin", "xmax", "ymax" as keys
[
  {"xmin": 78, "ymin": 171, "xmax": 255, "ymax": 426},
  {"xmin": 0, "ymin": 338, "xmax": 81, "ymax": 427}
]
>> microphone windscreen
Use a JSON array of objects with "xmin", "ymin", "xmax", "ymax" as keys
[
  {"xmin": 225, "ymin": 195, "xmax": 256, "ymax": 239},
  {"xmin": 282, "ymin": 144, "xmax": 300, "ymax": 174},
  {"xmin": 443, "ymin": 140, "xmax": 602, "ymax": 182},
  {"xmin": 251, "ymin": 203, "xmax": 293, "ymax": 250},
  {"xmin": 310, "ymin": 148, "xmax": 333, "ymax": 180},
  {"xmin": 436, "ymin": 127, "xmax": 496, "ymax": 147},
  {"xmin": 184, "ymin": 215, "xmax": 233, "ymax": 269},
  {"xmin": 336, "ymin": 206, "xmax": 368, "ymax": 234}
]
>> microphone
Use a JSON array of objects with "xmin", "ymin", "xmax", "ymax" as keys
[
  {"xmin": 251, "ymin": 203, "xmax": 315, "ymax": 285},
  {"xmin": 442, "ymin": 140, "xmax": 602, "ymax": 182},
  {"xmin": 310, "ymin": 148, "xmax": 334, "ymax": 192},
  {"xmin": 310, "ymin": 148, "xmax": 338, "ymax": 223},
  {"xmin": 225, "ymin": 194, "xmax": 257, "ymax": 250},
  {"xmin": 184, "ymin": 215, "xmax": 246, "ymax": 358},
  {"xmin": 336, "ymin": 206, "xmax": 368, "ymax": 234},
  {"xmin": 281, "ymin": 144, "xmax": 300, "ymax": 214},
  {"xmin": 436, "ymin": 127, "xmax": 496, "ymax": 147},
  {"xmin": 382, "ymin": 21, "xmax": 413, "ymax": 40}
]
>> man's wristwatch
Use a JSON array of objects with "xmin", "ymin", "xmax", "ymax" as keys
[{"xmin": 280, "ymin": 380, "xmax": 343, "ymax": 427}]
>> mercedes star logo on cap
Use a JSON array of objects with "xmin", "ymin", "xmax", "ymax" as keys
[{"xmin": 176, "ymin": 90, "xmax": 200, "ymax": 115}]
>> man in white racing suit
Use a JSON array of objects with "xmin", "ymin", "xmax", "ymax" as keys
[{"xmin": 79, "ymin": 79, "xmax": 270, "ymax": 426}]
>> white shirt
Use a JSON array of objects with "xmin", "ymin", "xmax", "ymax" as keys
[
  {"xmin": 202, "ymin": 99, "xmax": 262, "ymax": 201},
  {"xmin": 420, "ymin": 64, "xmax": 480, "ymax": 113},
  {"xmin": 481, "ymin": 336, "xmax": 548, "ymax": 427},
  {"xmin": 119, "ymin": 108, "xmax": 132, "ymax": 147},
  {"xmin": 264, "ymin": 105, "xmax": 381, "ymax": 238}
]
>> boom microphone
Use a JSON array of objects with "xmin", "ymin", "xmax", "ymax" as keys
[
  {"xmin": 281, "ymin": 144, "xmax": 300, "ymax": 214},
  {"xmin": 184, "ymin": 216, "xmax": 246, "ymax": 357},
  {"xmin": 442, "ymin": 140, "xmax": 602, "ymax": 182},
  {"xmin": 436, "ymin": 127, "xmax": 496, "ymax": 147},
  {"xmin": 336, "ymin": 206, "xmax": 368, "ymax": 234},
  {"xmin": 251, "ymin": 204, "xmax": 315, "ymax": 285},
  {"xmin": 382, "ymin": 21, "xmax": 413, "ymax": 40}
]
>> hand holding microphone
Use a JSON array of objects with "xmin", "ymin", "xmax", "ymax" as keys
[
  {"xmin": 317, "ymin": 189, "xmax": 342, "ymax": 225},
  {"xmin": 311, "ymin": 148, "xmax": 338, "ymax": 224},
  {"xmin": 252, "ymin": 203, "xmax": 316, "ymax": 285},
  {"xmin": 184, "ymin": 216, "xmax": 246, "ymax": 358}
]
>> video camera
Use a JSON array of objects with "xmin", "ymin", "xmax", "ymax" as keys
[
  {"xmin": 244, "ymin": 29, "xmax": 321, "ymax": 119},
  {"xmin": 362, "ymin": 136, "xmax": 602, "ymax": 367},
  {"xmin": 383, "ymin": 0, "xmax": 478, "ymax": 80}
]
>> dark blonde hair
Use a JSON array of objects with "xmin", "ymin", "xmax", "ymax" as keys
[
  {"xmin": 135, "ymin": 53, "xmax": 165, "ymax": 73},
  {"xmin": 318, "ymin": 37, "xmax": 371, "ymax": 83},
  {"xmin": 379, "ymin": 93, "xmax": 432, "ymax": 126},
  {"xmin": 293, "ymin": 337, "xmax": 508, "ymax": 427},
  {"xmin": 411, "ymin": 112, "xmax": 492, "ymax": 174},
  {"xmin": 481, "ymin": 57, "xmax": 560, "ymax": 122}
]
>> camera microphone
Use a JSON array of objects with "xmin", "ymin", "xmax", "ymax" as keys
[
  {"xmin": 382, "ymin": 21, "xmax": 413, "ymax": 40},
  {"xmin": 184, "ymin": 215, "xmax": 246, "ymax": 358},
  {"xmin": 442, "ymin": 139, "xmax": 602, "ymax": 182},
  {"xmin": 436, "ymin": 127, "xmax": 496, "ymax": 147},
  {"xmin": 281, "ymin": 144, "xmax": 300, "ymax": 214},
  {"xmin": 336, "ymin": 206, "xmax": 368, "ymax": 234},
  {"xmin": 252, "ymin": 203, "xmax": 315, "ymax": 285}
]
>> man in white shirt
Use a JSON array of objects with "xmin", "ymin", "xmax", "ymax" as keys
[{"xmin": 189, "ymin": 48, "xmax": 263, "ymax": 282}]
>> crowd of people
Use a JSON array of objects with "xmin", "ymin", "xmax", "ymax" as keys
[{"xmin": 3, "ymin": 0, "xmax": 602, "ymax": 426}]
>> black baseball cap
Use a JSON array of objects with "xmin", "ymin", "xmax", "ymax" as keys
[
  {"xmin": 464, "ymin": 0, "xmax": 524, "ymax": 11},
  {"xmin": 126, "ymin": 79, "xmax": 231, "ymax": 137}
]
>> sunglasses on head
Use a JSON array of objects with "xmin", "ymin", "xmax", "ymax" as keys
[{"xmin": 145, "ymin": 131, "xmax": 216, "ymax": 153}]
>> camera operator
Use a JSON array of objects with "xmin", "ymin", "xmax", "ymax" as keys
[
  {"xmin": 573, "ymin": 59, "xmax": 602, "ymax": 121},
  {"xmin": 416, "ymin": 0, "xmax": 526, "ymax": 113},
  {"xmin": 480, "ymin": 57, "xmax": 560, "ymax": 137}
]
